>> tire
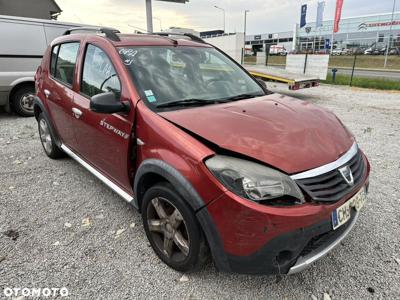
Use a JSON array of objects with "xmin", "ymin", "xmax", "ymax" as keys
[
  {"xmin": 37, "ymin": 113, "xmax": 64, "ymax": 159},
  {"xmin": 11, "ymin": 85, "xmax": 35, "ymax": 117},
  {"xmin": 142, "ymin": 182, "xmax": 209, "ymax": 272}
]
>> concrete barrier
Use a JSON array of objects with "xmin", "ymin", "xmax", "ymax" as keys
[
  {"xmin": 286, "ymin": 54, "xmax": 329, "ymax": 80},
  {"xmin": 204, "ymin": 33, "xmax": 244, "ymax": 63},
  {"xmin": 256, "ymin": 52, "xmax": 266, "ymax": 65}
]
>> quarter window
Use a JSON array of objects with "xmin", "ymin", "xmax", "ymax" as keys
[
  {"xmin": 81, "ymin": 44, "xmax": 121, "ymax": 98},
  {"xmin": 50, "ymin": 45, "xmax": 59, "ymax": 76},
  {"xmin": 54, "ymin": 42, "xmax": 80, "ymax": 86}
]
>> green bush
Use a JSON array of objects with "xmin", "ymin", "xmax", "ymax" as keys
[{"xmin": 323, "ymin": 74, "xmax": 400, "ymax": 90}]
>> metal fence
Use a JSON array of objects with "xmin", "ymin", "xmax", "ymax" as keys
[{"xmin": 244, "ymin": 51, "xmax": 400, "ymax": 89}]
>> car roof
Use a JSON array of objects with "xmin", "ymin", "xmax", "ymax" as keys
[
  {"xmin": 115, "ymin": 34, "xmax": 212, "ymax": 47},
  {"xmin": 52, "ymin": 32, "xmax": 212, "ymax": 48}
]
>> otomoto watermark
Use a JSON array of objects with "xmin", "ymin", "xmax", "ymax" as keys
[{"xmin": 3, "ymin": 287, "xmax": 69, "ymax": 298}]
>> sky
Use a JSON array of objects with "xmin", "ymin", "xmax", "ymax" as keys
[{"xmin": 56, "ymin": 0, "xmax": 398, "ymax": 35}]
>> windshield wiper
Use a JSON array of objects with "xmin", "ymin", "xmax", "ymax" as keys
[
  {"xmin": 156, "ymin": 98, "xmax": 227, "ymax": 108},
  {"xmin": 219, "ymin": 93, "xmax": 264, "ymax": 102},
  {"xmin": 155, "ymin": 93, "xmax": 264, "ymax": 108}
]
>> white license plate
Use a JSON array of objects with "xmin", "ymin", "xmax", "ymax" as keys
[{"xmin": 331, "ymin": 187, "xmax": 367, "ymax": 230}]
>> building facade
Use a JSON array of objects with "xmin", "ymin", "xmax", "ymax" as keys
[
  {"xmin": 0, "ymin": 0, "xmax": 62, "ymax": 20},
  {"xmin": 246, "ymin": 11, "xmax": 400, "ymax": 53}
]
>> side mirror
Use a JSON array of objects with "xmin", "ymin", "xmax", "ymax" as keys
[{"xmin": 90, "ymin": 92, "xmax": 130, "ymax": 114}]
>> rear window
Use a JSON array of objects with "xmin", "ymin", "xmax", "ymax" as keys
[{"xmin": 54, "ymin": 42, "xmax": 80, "ymax": 86}]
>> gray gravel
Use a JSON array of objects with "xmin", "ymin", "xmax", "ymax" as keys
[{"xmin": 0, "ymin": 84, "xmax": 399, "ymax": 300}]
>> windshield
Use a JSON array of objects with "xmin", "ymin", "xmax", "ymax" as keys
[{"xmin": 118, "ymin": 46, "xmax": 265, "ymax": 109}]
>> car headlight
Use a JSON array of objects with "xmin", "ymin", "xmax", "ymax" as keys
[{"xmin": 205, "ymin": 155, "xmax": 304, "ymax": 205}]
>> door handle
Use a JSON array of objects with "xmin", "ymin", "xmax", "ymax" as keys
[
  {"xmin": 44, "ymin": 89, "xmax": 51, "ymax": 98},
  {"xmin": 72, "ymin": 107, "xmax": 83, "ymax": 119}
]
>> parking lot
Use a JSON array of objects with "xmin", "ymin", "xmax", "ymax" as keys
[{"xmin": 0, "ymin": 84, "xmax": 399, "ymax": 299}]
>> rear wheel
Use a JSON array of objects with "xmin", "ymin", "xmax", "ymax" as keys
[
  {"xmin": 142, "ymin": 182, "xmax": 208, "ymax": 272},
  {"xmin": 38, "ymin": 113, "xmax": 64, "ymax": 159},
  {"xmin": 11, "ymin": 85, "xmax": 35, "ymax": 117}
]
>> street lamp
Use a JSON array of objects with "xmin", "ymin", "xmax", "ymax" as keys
[
  {"xmin": 384, "ymin": 0, "xmax": 397, "ymax": 68},
  {"xmin": 214, "ymin": 5, "xmax": 225, "ymax": 32},
  {"xmin": 144, "ymin": 0, "xmax": 189, "ymax": 33},
  {"xmin": 145, "ymin": 0, "xmax": 153, "ymax": 33},
  {"xmin": 243, "ymin": 10, "xmax": 249, "ymax": 64}
]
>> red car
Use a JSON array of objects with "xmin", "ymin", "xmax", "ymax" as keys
[{"xmin": 33, "ymin": 27, "xmax": 370, "ymax": 274}]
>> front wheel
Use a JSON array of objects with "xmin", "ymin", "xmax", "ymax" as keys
[{"xmin": 142, "ymin": 182, "xmax": 208, "ymax": 272}]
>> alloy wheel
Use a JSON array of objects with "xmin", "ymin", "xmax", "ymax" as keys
[
  {"xmin": 39, "ymin": 119, "xmax": 53, "ymax": 154},
  {"xmin": 147, "ymin": 197, "xmax": 190, "ymax": 261}
]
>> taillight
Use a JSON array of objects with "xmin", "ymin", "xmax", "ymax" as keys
[{"xmin": 291, "ymin": 83, "xmax": 300, "ymax": 90}]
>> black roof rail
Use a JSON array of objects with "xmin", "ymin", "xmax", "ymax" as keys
[
  {"xmin": 63, "ymin": 27, "xmax": 121, "ymax": 42},
  {"xmin": 152, "ymin": 32, "xmax": 206, "ymax": 44}
]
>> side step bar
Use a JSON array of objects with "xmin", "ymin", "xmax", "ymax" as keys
[{"xmin": 61, "ymin": 144, "xmax": 134, "ymax": 203}]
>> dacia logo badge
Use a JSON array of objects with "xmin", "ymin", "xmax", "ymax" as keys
[{"xmin": 339, "ymin": 165, "xmax": 354, "ymax": 186}]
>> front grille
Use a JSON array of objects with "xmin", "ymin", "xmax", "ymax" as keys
[{"xmin": 296, "ymin": 150, "xmax": 365, "ymax": 202}]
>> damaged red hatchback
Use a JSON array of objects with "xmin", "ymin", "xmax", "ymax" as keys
[{"xmin": 34, "ymin": 28, "xmax": 370, "ymax": 274}]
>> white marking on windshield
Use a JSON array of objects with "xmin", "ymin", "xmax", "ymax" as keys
[{"xmin": 119, "ymin": 48, "xmax": 138, "ymax": 65}]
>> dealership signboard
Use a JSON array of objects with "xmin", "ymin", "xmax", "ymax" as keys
[{"xmin": 358, "ymin": 20, "xmax": 400, "ymax": 30}]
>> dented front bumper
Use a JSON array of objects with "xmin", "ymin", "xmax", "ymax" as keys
[{"xmin": 203, "ymin": 179, "xmax": 368, "ymax": 274}]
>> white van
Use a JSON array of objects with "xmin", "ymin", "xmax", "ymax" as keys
[
  {"xmin": 0, "ymin": 15, "xmax": 87, "ymax": 116},
  {"xmin": 269, "ymin": 45, "xmax": 287, "ymax": 56}
]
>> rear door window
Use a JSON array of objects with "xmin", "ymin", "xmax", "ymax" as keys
[
  {"xmin": 81, "ymin": 44, "xmax": 121, "ymax": 98},
  {"xmin": 54, "ymin": 42, "xmax": 80, "ymax": 86}
]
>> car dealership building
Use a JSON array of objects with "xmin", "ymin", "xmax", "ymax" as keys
[{"xmin": 246, "ymin": 11, "xmax": 400, "ymax": 53}]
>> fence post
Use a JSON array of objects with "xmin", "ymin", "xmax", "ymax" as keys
[
  {"xmin": 265, "ymin": 45, "xmax": 270, "ymax": 67},
  {"xmin": 303, "ymin": 53, "xmax": 308, "ymax": 74},
  {"xmin": 350, "ymin": 54, "xmax": 357, "ymax": 87},
  {"xmin": 332, "ymin": 69, "xmax": 338, "ymax": 83}
]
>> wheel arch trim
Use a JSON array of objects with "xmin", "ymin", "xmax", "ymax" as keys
[
  {"xmin": 9, "ymin": 76, "xmax": 34, "ymax": 89},
  {"xmin": 33, "ymin": 96, "xmax": 62, "ymax": 148},
  {"xmin": 8, "ymin": 79, "xmax": 35, "ymax": 101},
  {"xmin": 134, "ymin": 159, "xmax": 231, "ymax": 272},
  {"xmin": 133, "ymin": 159, "xmax": 205, "ymax": 211}
]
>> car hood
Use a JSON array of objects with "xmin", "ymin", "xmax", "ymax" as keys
[{"xmin": 159, "ymin": 94, "xmax": 354, "ymax": 174}]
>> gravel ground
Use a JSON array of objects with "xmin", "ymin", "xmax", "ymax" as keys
[{"xmin": 0, "ymin": 84, "xmax": 399, "ymax": 300}]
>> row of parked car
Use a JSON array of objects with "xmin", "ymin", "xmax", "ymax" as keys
[{"xmin": 331, "ymin": 47, "xmax": 400, "ymax": 56}]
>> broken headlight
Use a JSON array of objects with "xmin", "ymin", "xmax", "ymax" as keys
[{"xmin": 205, "ymin": 155, "xmax": 304, "ymax": 204}]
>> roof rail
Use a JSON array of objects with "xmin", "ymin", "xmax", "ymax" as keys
[
  {"xmin": 63, "ymin": 27, "xmax": 121, "ymax": 41},
  {"xmin": 152, "ymin": 32, "xmax": 206, "ymax": 44}
]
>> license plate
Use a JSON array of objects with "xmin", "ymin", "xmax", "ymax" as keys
[{"xmin": 331, "ymin": 187, "xmax": 367, "ymax": 230}]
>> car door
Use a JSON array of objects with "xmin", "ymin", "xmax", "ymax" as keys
[
  {"xmin": 72, "ymin": 42, "xmax": 134, "ymax": 191},
  {"xmin": 44, "ymin": 42, "xmax": 80, "ymax": 148}
]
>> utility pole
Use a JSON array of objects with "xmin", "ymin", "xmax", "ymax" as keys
[
  {"xmin": 145, "ymin": 0, "xmax": 153, "ymax": 33},
  {"xmin": 384, "ymin": 0, "xmax": 396, "ymax": 68},
  {"xmin": 214, "ymin": 6, "xmax": 226, "ymax": 33},
  {"xmin": 243, "ymin": 10, "xmax": 249, "ymax": 63}
]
